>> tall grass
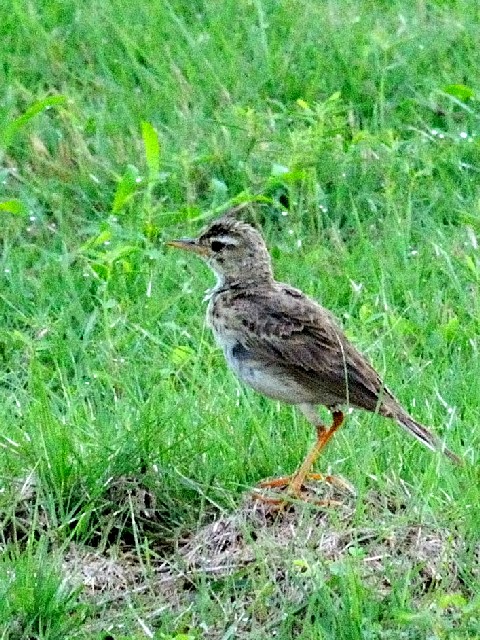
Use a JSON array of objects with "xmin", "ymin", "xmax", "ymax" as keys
[{"xmin": 0, "ymin": 0, "xmax": 478, "ymax": 636}]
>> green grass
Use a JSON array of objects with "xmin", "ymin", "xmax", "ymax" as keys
[{"xmin": 1, "ymin": 0, "xmax": 479, "ymax": 637}]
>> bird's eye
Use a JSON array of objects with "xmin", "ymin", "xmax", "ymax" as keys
[{"xmin": 211, "ymin": 240, "xmax": 226, "ymax": 252}]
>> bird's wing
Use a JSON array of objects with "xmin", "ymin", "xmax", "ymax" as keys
[{"xmin": 225, "ymin": 284, "xmax": 389, "ymax": 410}]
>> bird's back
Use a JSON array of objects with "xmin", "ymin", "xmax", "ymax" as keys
[{"xmin": 208, "ymin": 280, "xmax": 401, "ymax": 415}]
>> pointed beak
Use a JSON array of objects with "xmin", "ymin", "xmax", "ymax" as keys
[{"xmin": 166, "ymin": 238, "xmax": 208, "ymax": 256}]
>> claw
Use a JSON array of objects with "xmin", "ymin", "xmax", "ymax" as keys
[{"xmin": 251, "ymin": 490, "xmax": 344, "ymax": 509}]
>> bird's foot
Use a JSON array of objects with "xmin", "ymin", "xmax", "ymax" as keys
[
  {"xmin": 251, "ymin": 492, "xmax": 344, "ymax": 508},
  {"xmin": 251, "ymin": 472, "xmax": 355, "ymax": 508},
  {"xmin": 258, "ymin": 472, "xmax": 356, "ymax": 495}
]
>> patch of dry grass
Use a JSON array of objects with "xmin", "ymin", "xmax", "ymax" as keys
[{"xmin": 62, "ymin": 483, "xmax": 479, "ymax": 638}]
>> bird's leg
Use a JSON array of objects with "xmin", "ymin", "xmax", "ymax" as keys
[
  {"xmin": 254, "ymin": 409, "xmax": 354, "ymax": 503},
  {"xmin": 288, "ymin": 410, "xmax": 345, "ymax": 496}
]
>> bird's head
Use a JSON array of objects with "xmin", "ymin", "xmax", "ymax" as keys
[{"xmin": 167, "ymin": 215, "xmax": 273, "ymax": 286}]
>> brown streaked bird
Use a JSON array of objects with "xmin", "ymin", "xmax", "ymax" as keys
[{"xmin": 167, "ymin": 211, "xmax": 462, "ymax": 502}]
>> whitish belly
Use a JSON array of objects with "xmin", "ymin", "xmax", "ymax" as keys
[{"xmin": 222, "ymin": 340, "xmax": 317, "ymax": 404}]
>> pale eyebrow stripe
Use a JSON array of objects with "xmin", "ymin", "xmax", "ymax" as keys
[{"xmin": 215, "ymin": 235, "xmax": 239, "ymax": 246}]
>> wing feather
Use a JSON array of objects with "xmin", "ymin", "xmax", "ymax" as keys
[{"xmin": 224, "ymin": 284, "xmax": 389, "ymax": 410}]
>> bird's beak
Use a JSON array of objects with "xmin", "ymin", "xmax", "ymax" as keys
[{"xmin": 166, "ymin": 238, "xmax": 208, "ymax": 256}]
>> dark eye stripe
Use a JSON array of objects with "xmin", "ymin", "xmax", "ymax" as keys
[{"xmin": 211, "ymin": 240, "xmax": 226, "ymax": 252}]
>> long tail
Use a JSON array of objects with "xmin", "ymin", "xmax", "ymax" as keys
[{"xmin": 396, "ymin": 413, "xmax": 462, "ymax": 465}]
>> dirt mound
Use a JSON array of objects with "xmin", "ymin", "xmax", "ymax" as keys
[{"xmin": 63, "ymin": 484, "xmax": 478, "ymax": 637}]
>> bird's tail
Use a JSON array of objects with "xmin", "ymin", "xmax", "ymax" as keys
[{"xmin": 396, "ymin": 412, "xmax": 462, "ymax": 465}]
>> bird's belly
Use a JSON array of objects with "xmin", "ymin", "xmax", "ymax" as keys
[
  {"xmin": 223, "ymin": 340, "xmax": 316, "ymax": 404},
  {"xmin": 236, "ymin": 363, "xmax": 314, "ymax": 403}
]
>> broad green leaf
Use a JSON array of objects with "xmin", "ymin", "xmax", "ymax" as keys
[
  {"xmin": 119, "ymin": 258, "xmax": 133, "ymax": 273},
  {"xmin": 269, "ymin": 167, "xmax": 306, "ymax": 184},
  {"xmin": 101, "ymin": 245, "xmax": 138, "ymax": 264},
  {"xmin": 90, "ymin": 262, "xmax": 111, "ymax": 280},
  {"xmin": 1, "ymin": 95, "xmax": 67, "ymax": 149},
  {"xmin": 296, "ymin": 98, "xmax": 310, "ymax": 110},
  {"xmin": 440, "ymin": 315, "xmax": 459, "ymax": 341},
  {"xmin": 0, "ymin": 199, "xmax": 28, "ymax": 216},
  {"xmin": 437, "ymin": 592, "xmax": 467, "ymax": 610},
  {"xmin": 141, "ymin": 120, "xmax": 160, "ymax": 180},
  {"xmin": 464, "ymin": 255, "xmax": 479, "ymax": 280},
  {"xmin": 443, "ymin": 84, "xmax": 475, "ymax": 101},
  {"xmin": 358, "ymin": 303, "xmax": 373, "ymax": 323},
  {"xmin": 326, "ymin": 90, "xmax": 342, "ymax": 103},
  {"xmin": 112, "ymin": 164, "xmax": 141, "ymax": 213},
  {"xmin": 79, "ymin": 229, "xmax": 113, "ymax": 253},
  {"xmin": 169, "ymin": 345, "xmax": 195, "ymax": 367}
]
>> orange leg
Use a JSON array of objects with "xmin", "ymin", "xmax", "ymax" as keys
[
  {"xmin": 253, "ymin": 411, "xmax": 353, "ymax": 504},
  {"xmin": 289, "ymin": 410, "xmax": 344, "ymax": 496}
]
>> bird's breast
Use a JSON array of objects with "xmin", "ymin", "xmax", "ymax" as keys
[{"xmin": 207, "ymin": 293, "xmax": 319, "ymax": 404}]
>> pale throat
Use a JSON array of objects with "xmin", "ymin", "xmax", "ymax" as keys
[
  {"xmin": 203, "ymin": 257, "xmax": 273, "ymax": 301},
  {"xmin": 212, "ymin": 268, "xmax": 226, "ymax": 290},
  {"xmin": 203, "ymin": 267, "xmax": 225, "ymax": 302}
]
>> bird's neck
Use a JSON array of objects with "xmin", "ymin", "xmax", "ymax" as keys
[
  {"xmin": 222, "ymin": 268, "xmax": 274, "ymax": 287},
  {"xmin": 206, "ymin": 268, "xmax": 274, "ymax": 300}
]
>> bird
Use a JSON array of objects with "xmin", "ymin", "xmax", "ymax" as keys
[{"xmin": 167, "ymin": 209, "xmax": 462, "ymax": 502}]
